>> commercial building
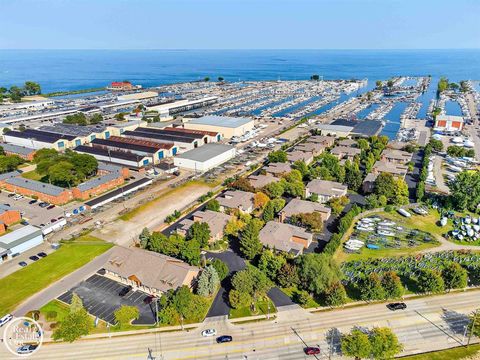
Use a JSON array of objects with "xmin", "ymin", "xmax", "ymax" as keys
[
  {"xmin": 3, "ymin": 177, "xmax": 74, "ymax": 205},
  {"xmin": 0, "ymin": 225, "xmax": 43, "ymax": 263},
  {"xmin": 123, "ymin": 127, "xmax": 203, "ymax": 153},
  {"xmin": 217, "ymin": 190, "xmax": 255, "ymax": 214},
  {"xmin": 176, "ymin": 210, "xmax": 231, "ymax": 242},
  {"xmin": 74, "ymin": 145, "xmax": 152, "ymax": 169},
  {"xmin": 102, "ymin": 246, "xmax": 200, "ymax": 296},
  {"xmin": 3, "ymin": 129, "xmax": 80, "ymax": 151},
  {"xmin": 108, "ymin": 81, "xmax": 134, "ymax": 91},
  {"xmin": 259, "ymin": 221, "xmax": 312, "ymax": 256},
  {"xmin": 147, "ymin": 97, "xmax": 218, "ymax": 121},
  {"xmin": 305, "ymin": 179, "xmax": 348, "ymax": 203},
  {"xmin": 182, "ymin": 115, "xmax": 254, "ymax": 139},
  {"xmin": 434, "ymin": 115, "xmax": 464, "ymax": 132},
  {"xmin": 0, "ymin": 204, "xmax": 21, "ymax": 234},
  {"xmin": 117, "ymin": 91, "xmax": 158, "ymax": 101},
  {"xmin": 0, "ymin": 143, "xmax": 36, "ymax": 161},
  {"xmin": 173, "ymin": 144, "xmax": 236, "ymax": 172},
  {"xmin": 315, "ymin": 124, "xmax": 353, "ymax": 137},
  {"xmin": 317, "ymin": 120, "xmax": 383, "ymax": 138},
  {"xmin": 279, "ymin": 198, "xmax": 331, "ymax": 223}
]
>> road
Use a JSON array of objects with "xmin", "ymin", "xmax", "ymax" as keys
[{"xmin": 3, "ymin": 290, "xmax": 478, "ymax": 360}]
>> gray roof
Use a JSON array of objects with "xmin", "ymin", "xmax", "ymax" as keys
[
  {"xmin": 97, "ymin": 162, "xmax": 122, "ymax": 173},
  {"xmin": 5, "ymin": 177, "xmax": 66, "ymax": 196},
  {"xmin": 76, "ymin": 172, "xmax": 120, "ymax": 192},
  {"xmin": 0, "ymin": 143, "xmax": 35, "ymax": 156},
  {"xmin": 259, "ymin": 221, "xmax": 312, "ymax": 254},
  {"xmin": 306, "ymin": 179, "xmax": 348, "ymax": 197},
  {"xmin": 280, "ymin": 198, "xmax": 331, "ymax": 218},
  {"xmin": 217, "ymin": 190, "xmax": 254, "ymax": 211},
  {"xmin": 0, "ymin": 225, "xmax": 43, "ymax": 251},
  {"xmin": 186, "ymin": 115, "xmax": 253, "ymax": 128},
  {"xmin": 40, "ymin": 123, "xmax": 107, "ymax": 137},
  {"xmin": 0, "ymin": 171, "xmax": 21, "ymax": 181},
  {"xmin": 176, "ymin": 143, "xmax": 235, "ymax": 162}
]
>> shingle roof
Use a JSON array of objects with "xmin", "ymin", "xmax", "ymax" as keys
[
  {"xmin": 76, "ymin": 172, "xmax": 121, "ymax": 192},
  {"xmin": 259, "ymin": 221, "xmax": 312, "ymax": 253},
  {"xmin": 265, "ymin": 162, "xmax": 292, "ymax": 176},
  {"xmin": 178, "ymin": 210, "xmax": 231, "ymax": 237},
  {"xmin": 248, "ymin": 174, "xmax": 277, "ymax": 189},
  {"xmin": 75, "ymin": 145, "xmax": 148, "ymax": 162},
  {"xmin": 217, "ymin": 190, "xmax": 254, "ymax": 211},
  {"xmin": 280, "ymin": 198, "xmax": 331, "ymax": 218},
  {"xmin": 5, "ymin": 177, "xmax": 66, "ymax": 196},
  {"xmin": 0, "ymin": 170, "xmax": 21, "ymax": 181},
  {"xmin": 306, "ymin": 179, "xmax": 348, "ymax": 197}
]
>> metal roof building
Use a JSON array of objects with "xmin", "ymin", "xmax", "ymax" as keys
[
  {"xmin": 74, "ymin": 145, "xmax": 151, "ymax": 169},
  {"xmin": 182, "ymin": 115, "xmax": 255, "ymax": 139},
  {"xmin": 0, "ymin": 225, "xmax": 43, "ymax": 263},
  {"xmin": 173, "ymin": 143, "xmax": 236, "ymax": 172}
]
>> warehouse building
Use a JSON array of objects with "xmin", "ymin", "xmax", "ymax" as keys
[
  {"xmin": 0, "ymin": 143, "xmax": 36, "ymax": 161},
  {"xmin": 182, "ymin": 115, "xmax": 254, "ymax": 139},
  {"xmin": 0, "ymin": 225, "xmax": 43, "ymax": 264},
  {"xmin": 434, "ymin": 115, "xmax": 464, "ymax": 132},
  {"xmin": 2, "ymin": 177, "xmax": 74, "ymax": 204},
  {"xmin": 3, "ymin": 129, "xmax": 80, "ymax": 151},
  {"xmin": 74, "ymin": 145, "xmax": 152, "ymax": 169},
  {"xmin": 173, "ymin": 143, "xmax": 236, "ymax": 172},
  {"xmin": 147, "ymin": 97, "xmax": 218, "ymax": 121},
  {"xmin": 117, "ymin": 91, "xmax": 158, "ymax": 101},
  {"xmin": 123, "ymin": 128, "xmax": 202, "ymax": 153}
]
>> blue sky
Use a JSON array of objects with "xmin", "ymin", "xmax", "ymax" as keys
[{"xmin": 1, "ymin": 0, "xmax": 479, "ymax": 49}]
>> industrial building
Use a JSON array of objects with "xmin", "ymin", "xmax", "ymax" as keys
[
  {"xmin": 0, "ymin": 143, "xmax": 36, "ymax": 161},
  {"xmin": 182, "ymin": 115, "xmax": 255, "ymax": 139},
  {"xmin": 0, "ymin": 225, "xmax": 43, "ymax": 263},
  {"xmin": 147, "ymin": 97, "xmax": 218, "ymax": 121},
  {"xmin": 74, "ymin": 145, "xmax": 152, "ymax": 169},
  {"xmin": 316, "ymin": 120, "xmax": 383, "ymax": 138},
  {"xmin": 3, "ymin": 129, "xmax": 81, "ymax": 151},
  {"xmin": 173, "ymin": 143, "xmax": 236, "ymax": 172},
  {"xmin": 434, "ymin": 115, "xmax": 464, "ymax": 132}
]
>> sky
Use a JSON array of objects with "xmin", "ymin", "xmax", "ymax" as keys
[{"xmin": 1, "ymin": 0, "xmax": 479, "ymax": 49}]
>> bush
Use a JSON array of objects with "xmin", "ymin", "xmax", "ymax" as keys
[
  {"xmin": 292, "ymin": 290, "xmax": 310, "ymax": 306},
  {"xmin": 384, "ymin": 205, "xmax": 394, "ymax": 212},
  {"xmin": 46, "ymin": 311, "xmax": 58, "ymax": 321}
]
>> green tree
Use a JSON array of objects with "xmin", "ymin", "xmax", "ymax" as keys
[
  {"xmin": 197, "ymin": 265, "xmax": 220, "ymax": 297},
  {"xmin": 374, "ymin": 173, "xmax": 396, "ymax": 201},
  {"xmin": 325, "ymin": 281, "xmax": 348, "ymax": 307},
  {"xmin": 186, "ymin": 222, "xmax": 211, "ymax": 248},
  {"xmin": 179, "ymin": 239, "xmax": 201, "ymax": 265},
  {"xmin": 9, "ymin": 86, "xmax": 23, "ymax": 102},
  {"xmin": 290, "ymin": 212, "xmax": 324, "ymax": 231},
  {"xmin": 205, "ymin": 199, "xmax": 220, "ymax": 212},
  {"xmin": 268, "ymin": 150, "xmax": 288, "ymax": 163},
  {"xmin": 416, "ymin": 269, "xmax": 445, "ymax": 294},
  {"xmin": 139, "ymin": 227, "xmax": 151, "ymax": 249},
  {"xmin": 311, "ymin": 74, "xmax": 320, "ymax": 81},
  {"xmin": 292, "ymin": 160, "xmax": 309, "ymax": 178},
  {"xmin": 224, "ymin": 217, "xmax": 246, "ymax": 237},
  {"xmin": 258, "ymin": 249, "xmax": 286, "ymax": 281},
  {"xmin": 296, "ymin": 253, "xmax": 341, "ymax": 296},
  {"xmin": 448, "ymin": 171, "xmax": 480, "ymax": 212},
  {"xmin": 393, "ymin": 178, "xmax": 409, "ymax": 205},
  {"xmin": 0, "ymin": 155, "xmax": 24, "ymax": 174},
  {"xmin": 429, "ymin": 139, "xmax": 443, "ymax": 152},
  {"xmin": 276, "ymin": 262, "xmax": 299, "ymax": 288},
  {"xmin": 369, "ymin": 327, "xmax": 403, "ymax": 360},
  {"xmin": 89, "ymin": 113, "xmax": 103, "ymax": 124},
  {"xmin": 239, "ymin": 218, "xmax": 264, "ymax": 260},
  {"xmin": 211, "ymin": 258, "xmax": 229, "ymax": 281},
  {"xmin": 381, "ymin": 271, "xmax": 404, "ymax": 299},
  {"xmin": 229, "ymin": 289, "xmax": 252, "ymax": 309},
  {"xmin": 360, "ymin": 273, "xmax": 385, "ymax": 301},
  {"xmin": 48, "ymin": 161, "xmax": 77, "ymax": 187},
  {"xmin": 231, "ymin": 267, "xmax": 271, "ymax": 309},
  {"xmin": 328, "ymin": 196, "xmax": 350, "ymax": 216},
  {"xmin": 375, "ymin": 80, "xmax": 383, "ymax": 89},
  {"xmin": 345, "ymin": 160, "xmax": 363, "ymax": 191},
  {"xmin": 114, "ymin": 305, "xmax": 140, "ymax": 327},
  {"xmin": 52, "ymin": 294, "xmax": 92, "ymax": 342},
  {"xmin": 263, "ymin": 181, "xmax": 285, "ymax": 198},
  {"xmin": 70, "ymin": 293, "xmax": 84, "ymax": 314},
  {"xmin": 24, "ymin": 81, "xmax": 41, "ymax": 95},
  {"xmin": 262, "ymin": 201, "xmax": 276, "ymax": 222},
  {"xmin": 218, "ymin": 76, "xmax": 224, "ymax": 81},
  {"xmin": 441, "ymin": 262, "xmax": 468, "ymax": 291},
  {"xmin": 341, "ymin": 328, "xmax": 372, "ymax": 360}
]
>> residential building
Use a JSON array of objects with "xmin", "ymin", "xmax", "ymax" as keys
[
  {"xmin": 0, "ymin": 204, "xmax": 21, "ymax": 234},
  {"xmin": 3, "ymin": 177, "xmax": 74, "ymax": 205},
  {"xmin": 294, "ymin": 142, "xmax": 327, "ymax": 157},
  {"xmin": 259, "ymin": 221, "xmax": 313, "ymax": 256},
  {"xmin": 102, "ymin": 246, "xmax": 200, "ymax": 296},
  {"xmin": 248, "ymin": 174, "xmax": 277, "ymax": 189},
  {"xmin": 287, "ymin": 151, "xmax": 314, "ymax": 165},
  {"xmin": 0, "ymin": 225, "xmax": 43, "ymax": 263},
  {"xmin": 264, "ymin": 162, "xmax": 292, "ymax": 177},
  {"xmin": 372, "ymin": 160, "xmax": 408, "ymax": 178},
  {"xmin": 176, "ymin": 210, "xmax": 231, "ymax": 242},
  {"xmin": 182, "ymin": 115, "xmax": 255, "ymax": 139},
  {"xmin": 381, "ymin": 149, "xmax": 413, "ymax": 165},
  {"xmin": 330, "ymin": 146, "xmax": 361, "ymax": 161},
  {"xmin": 217, "ymin": 190, "xmax": 255, "ymax": 214},
  {"xmin": 173, "ymin": 144, "xmax": 236, "ymax": 172},
  {"xmin": 308, "ymin": 135, "xmax": 335, "ymax": 147},
  {"xmin": 279, "ymin": 198, "xmax": 331, "ymax": 223},
  {"xmin": 305, "ymin": 179, "xmax": 348, "ymax": 203},
  {"xmin": 337, "ymin": 139, "xmax": 357, "ymax": 147}
]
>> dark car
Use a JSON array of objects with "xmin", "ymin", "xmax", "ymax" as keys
[
  {"xmin": 39, "ymin": 202, "xmax": 49, "ymax": 208},
  {"xmin": 47, "ymin": 204, "xmax": 56, "ymax": 210},
  {"xmin": 20, "ymin": 220, "xmax": 29, "ymax": 225},
  {"xmin": 143, "ymin": 295, "xmax": 155, "ymax": 304},
  {"xmin": 118, "ymin": 285, "xmax": 133, "ymax": 297},
  {"xmin": 386, "ymin": 302, "xmax": 407, "ymax": 311},
  {"xmin": 7, "ymin": 193, "xmax": 15, "ymax": 198},
  {"xmin": 18, "ymin": 261, "xmax": 27, "ymax": 267},
  {"xmin": 304, "ymin": 347, "xmax": 321, "ymax": 355},
  {"xmin": 3, "ymin": 203, "xmax": 10, "ymax": 207},
  {"xmin": 216, "ymin": 335, "xmax": 233, "ymax": 343},
  {"xmin": 37, "ymin": 252, "xmax": 48, "ymax": 258},
  {"xmin": 29, "ymin": 255, "xmax": 40, "ymax": 261},
  {"xmin": 29, "ymin": 199, "xmax": 38, "ymax": 204},
  {"xmin": 50, "ymin": 218, "xmax": 57, "ymax": 223}
]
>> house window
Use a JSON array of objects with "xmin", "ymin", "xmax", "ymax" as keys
[
  {"xmin": 158, "ymin": 151, "xmax": 164, "ymax": 159},
  {"xmin": 75, "ymin": 139, "xmax": 81, "ymax": 146},
  {"xmin": 90, "ymin": 135, "xmax": 96, "ymax": 141},
  {"xmin": 143, "ymin": 159, "xmax": 149, "ymax": 165},
  {"xmin": 105, "ymin": 131, "xmax": 110, "ymax": 139},
  {"xmin": 57, "ymin": 141, "xmax": 64, "ymax": 148},
  {"xmin": 172, "ymin": 147, "xmax": 177, "ymax": 155}
]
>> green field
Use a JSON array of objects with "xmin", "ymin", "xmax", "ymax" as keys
[
  {"xmin": 401, "ymin": 344, "xmax": 480, "ymax": 360},
  {"xmin": 0, "ymin": 235, "xmax": 112, "ymax": 315},
  {"xmin": 20, "ymin": 170, "xmax": 43, "ymax": 181}
]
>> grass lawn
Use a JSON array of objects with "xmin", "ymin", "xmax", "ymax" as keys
[
  {"xmin": 335, "ymin": 209, "xmax": 444, "ymax": 263},
  {"xmin": 20, "ymin": 170, "xmax": 43, "ymax": 181},
  {"xmin": 0, "ymin": 235, "xmax": 112, "ymax": 315},
  {"xmin": 281, "ymin": 286, "xmax": 320, "ymax": 308},
  {"xmin": 39, "ymin": 299, "xmax": 70, "ymax": 322},
  {"xmin": 229, "ymin": 298, "xmax": 276, "ymax": 319},
  {"xmin": 401, "ymin": 344, "xmax": 480, "ymax": 360},
  {"xmin": 118, "ymin": 180, "xmax": 215, "ymax": 221}
]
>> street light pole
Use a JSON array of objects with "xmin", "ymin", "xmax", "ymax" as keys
[{"xmin": 467, "ymin": 309, "xmax": 479, "ymax": 347}]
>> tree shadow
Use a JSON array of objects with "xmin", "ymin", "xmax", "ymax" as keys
[
  {"xmin": 441, "ymin": 308, "xmax": 471, "ymax": 338},
  {"xmin": 325, "ymin": 327, "xmax": 342, "ymax": 356}
]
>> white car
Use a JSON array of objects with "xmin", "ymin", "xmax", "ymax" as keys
[
  {"xmin": 0, "ymin": 313, "xmax": 13, "ymax": 327},
  {"xmin": 201, "ymin": 328, "xmax": 217, "ymax": 337},
  {"xmin": 17, "ymin": 345, "xmax": 38, "ymax": 354}
]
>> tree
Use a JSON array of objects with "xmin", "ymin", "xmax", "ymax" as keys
[
  {"xmin": 375, "ymin": 80, "xmax": 383, "ymax": 89},
  {"xmin": 24, "ymin": 81, "xmax": 41, "ymax": 95},
  {"xmin": 277, "ymin": 262, "xmax": 299, "ymax": 287},
  {"xmin": 341, "ymin": 328, "xmax": 372, "ymax": 360},
  {"xmin": 262, "ymin": 201, "xmax": 276, "ymax": 222},
  {"xmin": 139, "ymin": 227, "xmax": 151, "ymax": 248},
  {"xmin": 114, "ymin": 112, "xmax": 126, "ymax": 121},
  {"xmin": 374, "ymin": 173, "xmax": 396, "ymax": 200},
  {"xmin": 369, "ymin": 327, "xmax": 403, "ymax": 360},
  {"xmin": 357, "ymin": 138, "xmax": 370, "ymax": 151},
  {"xmin": 268, "ymin": 150, "xmax": 288, "ymax": 163},
  {"xmin": 345, "ymin": 160, "xmax": 363, "ymax": 191},
  {"xmin": 296, "ymin": 253, "xmax": 341, "ymax": 296},
  {"xmin": 204, "ymin": 77, "xmax": 210, "ymax": 82},
  {"xmin": 48, "ymin": 161, "xmax": 77, "ymax": 187},
  {"xmin": 70, "ymin": 293, "xmax": 84, "ymax": 314},
  {"xmin": 311, "ymin": 74, "xmax": 320, "ymax": 81},
  {"xmin": 229, "ymin": 289, "xmax": 252, "ymax": 309},
  {"xmin": 231, "ymin": 267, "xmax": 271, "ymax": 309},
  {"xmin": 254, "ymin": 192, "xmax": 269, "ymax": 209},
  {"xmin": 239, "ymin": 218, "xmax": 263, "ymax": 260},
  {"xmin": 290, "ymin": 212, "xmax": 324, "ymax": 232},
  {"xmin": 393, "ymin": 178, "xmax": 409, "ymax": 205},
  {"xmin": 441, "ymin": 262, "xmax": 468, "ymax": 291},
  {"xmin": 328, "ymin": 196, "xmax": 350, "ymax": 216},
  {"xmin": 186, "ymin": 222, "xmax": 211, "ymax": 248},
  {"xmin": 449, "ymin": 171, "xmax": 480, "ymax": 212},
  {"xmin": 263, "ymin": 181, "xmax": 285, "ymax": 198},
  {"xmin": 429, "ymin": 139, "xmax": 443, "ymax": 152},
  {"xmin": 171, "ymin": 286, "xmax": 210, "ymax": 323},
  {"xmin": 360, "ymin": 273, "xmax": 385, "ymax": 301},
  {"xmin": 197, "ymin": 265, "xmax": 220, "ymax": 297},
  {"xmin": 381, "ymin": 271, "xmax": 404, "ymax": 299},
  {"xmin": 114, "ymin": 305, "xmax": 140, "ymax": 327},
  {"xmin": 211, "ymin": 258, "xmax": 229, "ymax": 281},
  {"xmin": 416, "ymin": 269, "xmax": 445, "ymax": 294},
  {"xmin": 292, "ymin": 160, "xmax": 309, "ymax": 178},
  {"xmin": 231, "ymin": 177, "xmax": 255, "ymax": 192},
  {"xmin": 218, "ymin": 76, "xmax": 224, "ymax": 82},
  {"xmin": 89, "ymin": 113, "xmax": 103, "ymax": 124},
  {"xmin": 69, "ymin": 152, "xmax": 98, "ymax": 178},
  {"xmin": 325, "ymin": 281, "xmax": 347, "ymax": 307},
  {"xmin": 179, "ymin": 239, "xmax": 201, "ymax": 265},
  {"xmin": 9, "ymin": 86, "xmax": 23, "ymax": 102},
  {"xmin": 258, "ymin": 249, "xmax": 286, "ymax": 280},
  {"xmin": 52, "ymin": 294, "xmax": 92, "ymax": 342},
  {"xmin": 0, "ymin": 155, "xmax": 24, "ymax": 174},
  {"xmin": 224, "ymin": 217, "xmax": 246, "ymax": 237},
  {"xmin": 205, "ymin": 199, "xmax": 220, "ymax": 212}
]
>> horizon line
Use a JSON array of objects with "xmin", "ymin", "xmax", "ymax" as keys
[{"xmin": 1, "ymin": 48, "xmax": 480, "ymax": 51}]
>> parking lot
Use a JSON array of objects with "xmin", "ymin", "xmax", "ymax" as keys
[
  {"xmin": 57, "ymin": 274, "xmax": 156, "ymax": 325},
  {"xmin": 0, "ymin": 190, "xmax": 65, "ymax": 227}
]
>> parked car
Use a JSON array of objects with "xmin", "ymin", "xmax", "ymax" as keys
[
  {"xmin": 0, "ymin": 313, "xmax": 13, "ymax": 327},
  {"xmin": 16, "ymin": 344, "xmax": 38, "ymax": 354},
  {"xmin": 50, "ymin": 218, "xmax": 57, "ymax": 223},
  {"xmin": 3, "ymin": 203, "xmax": 10, "ymax": 207},
  {"xmin": 386, "ymin": 302, "xmax": 407, "ymax": 311},
  {"xmin": 7, "ymin": 193, "xmax": 15, "ymax": 198},
  {"xmin": 143, "ymin": 295, "xmax": 155, "ymax": 304},
  {"xmin": 216, "ymin": 335, "xmax": 233, "ymax": 343},
  {"xmin": 47, "ymin": 205, "xmax": 56, "ymax": 210},
  {"xmin": 20, "ymin": 219, "xmax": 29, "ymax": 225},
  {"xmin": 37, "ymin": 252, "xmax": 47, "ymax": 258},
  {"xmin": 118, "ymin": 285, "xmax": 133, "ymax": 297},
  {"xmin": 18, "ymin": 261, "xmax": 27, "ymax": 267},
  {"xmin": 29, "ymin": 199, "xmax": 38, "ymax": 204},
  {"xmin": 29, "ymin": 255, "xmax": 39, "ymax": 261},
  {"xmin": 39, "ymin": 202, "xmax": 49, "ymax": 208},
  {"xmin": 304, "ymin": 347, "xmax": 321, "ymax": 355},
  {"xmin": 201, "ymin": 329, "xmax": 217, "ymax": 337}
]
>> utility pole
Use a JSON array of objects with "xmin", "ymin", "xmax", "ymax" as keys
[
  {"xmin": 155, "ymin": 298, "xmax": 159, "ymax": 325},
  {"xmin": 147, "ymin": 348, "xmax": 156, "ymax": 360},
  {"xmin": 467, "ymin": 309, "xmax": 479, "ymax": 347}
]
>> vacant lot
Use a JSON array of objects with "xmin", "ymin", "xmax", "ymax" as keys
[{"xmin": 0, "ymin": 235, "xmax": 112, "ymax": 315}]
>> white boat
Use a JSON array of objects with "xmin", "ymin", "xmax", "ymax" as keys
[
  {"xmin": 397, "ymin": 209, "xmax": 411, "ymax": 218},
  {"xmin": 378, "ymin": 220, "xmax": 396, "ymax": 226},
  {"xmin": 356, "ymin": 226, "xmax": 375, "ymax": 232},
  {"xmin": 440, "ymin": 217, "xmax": 448, "ymax": 227},
  {"xmin": 377, "ymin": 230, "xmax": 396, "ymax": 237}
]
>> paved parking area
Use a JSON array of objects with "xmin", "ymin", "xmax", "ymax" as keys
[
  {"xmin": 0, "ymin": 191, "xmax": 64, "ymax": 226},
  {"xmin": 58, "ymin": 274, "xmax": 156, "ymax": 325}
]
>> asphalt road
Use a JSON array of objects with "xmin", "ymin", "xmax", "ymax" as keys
[{"xmin": 5, "ymin": 290, "xmax": 478, "ymax": 360}]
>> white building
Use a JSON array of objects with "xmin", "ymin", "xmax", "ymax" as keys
[
  {"xmin": 173, "ymin": 143, "xmax": 236, "ymax": 172},
  {"xmin": 0, "ymin": 225, "xmax": 43, "ymax": 263},
  {"xmin": 182, "ymin": 115, "xmax": 255, "ymax": 139}
]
